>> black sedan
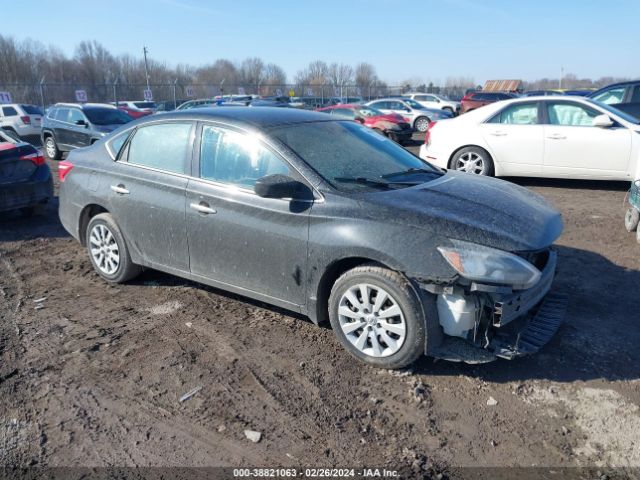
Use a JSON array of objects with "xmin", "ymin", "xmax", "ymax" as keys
[
  {"xmin": 57, "ymin": 108, "xmax": 566, "ymax": 368},
  {"xmin": 0, "ymin": 130, "xmax": 53, "ymax": 216}
]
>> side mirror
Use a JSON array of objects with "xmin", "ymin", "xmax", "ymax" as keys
[
  {"xmin": 254, "ymin": 174, "xmax": 312, "ymax": 200},
  {"xmin": 75, "ymin": 119, "xmax": 87, "ymax": 127},
  {"xmin": 592, "ymin": 114, "xmax": 613, "ymax": 128}
]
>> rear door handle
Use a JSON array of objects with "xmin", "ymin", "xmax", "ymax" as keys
[
  {"xmin": 489, "ymin": 131, "xmax": 507, "ymax": 136},
  {"xmin": 190, "ymin": 202, "xmax": 217, "ymax": 215},
  {"xmin": 110, "ymin": 184, "xmax": 130, "ymax": 195},
  {"xmin": 547, "ymin": 134, "xmax": 567, "ymax": 140}
]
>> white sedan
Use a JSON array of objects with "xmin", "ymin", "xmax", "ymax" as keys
[{"xmin": 419, "ymin": 96, "xmax": 640, "ymax": 180}]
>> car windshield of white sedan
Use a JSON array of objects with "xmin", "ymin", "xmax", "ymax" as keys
[{"xmin": 269, "ymin": 121, "xmax": 442, "ymax": 192}]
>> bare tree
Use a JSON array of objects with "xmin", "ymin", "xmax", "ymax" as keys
[{"xmin": 239, "ymin": 57, "xmax": 265, "ymax": 88}]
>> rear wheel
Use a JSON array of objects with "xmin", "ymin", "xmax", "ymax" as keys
[
  {"xmin": 414, "ymin": 116, "xmax": 430, "ymax": 132},
  {"xmin": 450, "ymin": 146, "xmax": 494, "ymax": 176},
  {"xmin": 44, "ymin": 135, "xmax": 62, "ymax": 160},
  {"xmin": 328, "ymin": 265, "xmax": 431, "ymax": 369},
  {"xmin": 624, "ymin": 208, "xmax": 639, "ymax": 232},
  {"xmin": 86, "ymin": 213, "xmax": 142, "ymax": 283}
]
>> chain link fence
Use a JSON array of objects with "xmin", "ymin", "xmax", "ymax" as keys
[{"xmin": 0, "ymin": 83, "xmax": 471, "ymax": 110}]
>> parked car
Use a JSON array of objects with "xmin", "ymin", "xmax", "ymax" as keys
[
  {"xmin": 114, "ymin": 101, "xmax": 157, "ymax": 116},
  {"xmin": 316, "ymin": 104, "xmax": 414, "ymax": 144},
  {"xmin": 460, "ymin": 92, "xmax": 518, "ymax": 114},
  {"xmin": 0, "ymin": 129, "xmax": 52, "ymax": 216},
  {"xmin": 0, "ymin": 103, "xmax": 44, "ymax": 141},
  {"xmin": 176, "ymin": 98, "xmax": 220, "ymax": 110},
  {"xmin": 41, "ymin": 103, "xmax": 133, "ymax": 160},
  {"xmin": 365, "ymin": 98, "xmax": 452, "ymax": 132},
  {"xmin": 58, "ymin": 107, "xmax": 565, "ymax": 369},
  {"xmin": 155, "ymin": 100, "xmax": 188, "ymax": 112},
  {"xmin": 419, "ymin": 96, "xmax": 640, "ymax": 180},
  {"xmin": 403, "ymin": 92, "xmax": 460, "ymax": 115},
  {"xmin": 589, "ymin": 80, "xmax": 640, "ymax": 119},
  {"xmin": 115, "ymin": 105, "xmax": 153, "ymax": 119},
  {"xmin": 522, "ymin": 90, "xmax": 564, "ymax": 97}
]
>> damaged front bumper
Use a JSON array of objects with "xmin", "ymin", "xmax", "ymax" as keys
[{"xmin": 421, "ymin": 249, "xmax": 568, "ymax": 363}]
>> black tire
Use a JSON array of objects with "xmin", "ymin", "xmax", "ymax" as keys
[
  {"xmin": 86, "ymin": 213, "xmax": 142, "ymax": 283},
  {"xmin": 449, "ymin": 146, "xmax": 494, "ymax": 176},
  {"xmin": 328, "ymin": 265, "xmax": 439, "ymax": 369},
  {"xmin": 44, "ymin": 135, "xmax": 62, "ymax": 160},
  {"xmin": 414, "ymin": 116, "xmax": 430, "ymax": 133},
  {"xmin": 624, "ymin": 208, "xmax": 639, "ymax": 232}
]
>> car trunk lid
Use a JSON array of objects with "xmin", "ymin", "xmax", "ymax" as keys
[{"xmin": 0, "ymin": 142, "xmax": 40, "ymax": 184}]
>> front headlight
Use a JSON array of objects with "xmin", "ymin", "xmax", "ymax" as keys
[{"xmin": 438, "ymin": 239, "xmax": 541, "ymax": 290}]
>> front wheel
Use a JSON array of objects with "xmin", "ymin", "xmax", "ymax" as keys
[
  {"xmin": 86, "ymin": 213, "xmax": 142, "ymax": 283},
  {"xmin": 328, "ymin": 265, "xmax": 429, "ymax": 369},
  {"xmin": 624, "ymin": 208, "xmax": 639, "ymax": 232},
  {"xmin": 450, "ymin": 146, "xmax": 494, "ymax": 176},
  {"xmin": 414, "ymin": 116, "xmax": 430, "ymax": 132}
]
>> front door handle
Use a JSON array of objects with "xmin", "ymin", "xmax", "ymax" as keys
[
  {"xmin": 489, "ymin": 131, "xmax": 507, "ymax": 136},
  {"xmin": 110, "ymin": 184, "xmax": 130, "ymax": 195},
  {"xmin": 190, "ymin": 202, "xmax": 217, "ymax": 215},
  {"xmin": 547, "ymin": 134, "xmax": 567, "ymax": 140}
]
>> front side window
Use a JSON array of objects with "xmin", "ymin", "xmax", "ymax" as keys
[
  {"xmin": 331, "ymin": 108, "xmax": 356, "ymax": 119},
  {"xmin": 200, "ymin": 125, "xmax": 290, "ymax": 189},
  {"xmin": 68, "ymin": 109, "xmax": 86, "ymax": 124},
  {"xmin": 403, "ymin": 99, "xmax": 423, "ymax": 109},
  {"xmin": 546, "ymin": 102, "xmax": 599, "ymax": 126},
  {"xmin": 592, "ymin": 87, "xmax": 626, "ymax": 105},
  {"xmin": 127, "ymin": 122, "xmax": 192, "ymax": 174},
  {"xmin": 490, "ymin": 103, "xmax": 538, "ymax": 125}
]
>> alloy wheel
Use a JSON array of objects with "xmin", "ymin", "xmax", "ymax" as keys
[
  {"xmin": 45, "ymin": 138, "xmax": 57, "ymax": 158},
  {"xmin": 455, "ymin": 151, "xmax": 485, "ymax": 174},
  {"xmin": 337, "ymin": 283, "xmax": 407, "ymax": 358},
  {"xmin": 89, "ymin": 224, "xmax": 120, "ymax": 275}
]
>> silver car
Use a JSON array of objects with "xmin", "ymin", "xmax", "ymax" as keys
[{"xmin": 365, "ymin": 98, "xmax": 452, "ymax": 132}]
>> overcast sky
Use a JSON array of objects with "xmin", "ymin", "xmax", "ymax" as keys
[{"xmin": 2, "ymin": 0, "xmax": 639, "ymax": 84}]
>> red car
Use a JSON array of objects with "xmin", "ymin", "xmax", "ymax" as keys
[
  {"xmin": 316, "ymin": 104, "xmax": 414, "ymax": 144},
  {"xmin": 116, "ymin": 106, "xmax": 153, "ymax": 119},
  {"xmin": 460, "ymin": 91, "xmax": 518, "ymax": 114}
]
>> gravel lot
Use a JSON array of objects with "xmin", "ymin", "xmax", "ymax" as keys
[{"xmin": 1, "ymin": 135, "xmax": 639, "ymax": 478}]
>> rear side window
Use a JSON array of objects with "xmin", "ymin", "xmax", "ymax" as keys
[
  {"xmin": 592, "ymin": 87, "xmax": 626, "ymax": 105},
  {"xmin": 127, "ymin": 123, "xmax": 192, "ymax": 174},
  {"xmin": 199, "ymin": 125, "xmax": 290, "ymax": 189},
  {"xmin": 489, "ymin": 102, "xmax": 538, "ymax": 124},
  {"xmin": 2, "ymin": 106, "xmax": 18, "ymax": 117},
  {"xmin": 20, "ymin": 104, "xmax": 43, "ymax": 115},
  {"xmin": 55, "ymin": 108, "xmax": 70, "ymax": 121}
]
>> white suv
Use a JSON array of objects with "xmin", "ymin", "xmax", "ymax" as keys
[
  {"xmin": 403, "ymin": 93, "xmax": 460, "ymax": 115},
  {"xmin": 0, "ymin": 103, "xmax": 44, "ymax": 139}
]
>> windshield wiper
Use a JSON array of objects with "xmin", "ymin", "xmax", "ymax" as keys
[
  {"xmin": 381, "ymin": 167, "xmax": 440, "ymax": 179},
  {"xmin": 333, "ymin": 177, "xmax": 419, "ymax": 189}
]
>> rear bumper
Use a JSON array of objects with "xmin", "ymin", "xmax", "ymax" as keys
[
  {"xmin": 13, "ymin": 124, "xmax": 42, "ymax": 137},
  {"xmin": 419, "ymin": 144, "xmax": 448, "ymax": 168},
  {"xmin": 0, "ymin": 171, "xmax": 53, "ymax": 213}
]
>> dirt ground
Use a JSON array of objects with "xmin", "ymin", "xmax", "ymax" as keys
[{"xmin": 1, "ymin": 137, "xmax": 639, "ymax": 479}]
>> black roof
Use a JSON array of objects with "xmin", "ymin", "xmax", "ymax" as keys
[{"xmin": 151, "ymin": 107, "xmax": 335, "ymax": 129}]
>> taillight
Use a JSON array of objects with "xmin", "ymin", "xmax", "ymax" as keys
[
  {"xmin": 19, "ymin": 152, "xmax": 46, "ymax": 166},
  {"xmin": 424, "ymin": 121, "xmax": 437, "ymax": 145},
  {"xmin": 58, "ymin": 160, "xmax": 74, "ymax": 182},
  {"xmin": 20, "ymin": 116, "xmax": 31, "ymax": 125}
]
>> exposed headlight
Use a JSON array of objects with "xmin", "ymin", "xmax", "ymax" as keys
[{"xmin": 438, "ymin": 239, "xmax": 541, "ymax": 290}]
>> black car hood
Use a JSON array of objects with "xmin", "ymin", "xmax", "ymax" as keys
[{"xmin": 363, "ymin": 171, "xmax": 563, "ymax": 252}]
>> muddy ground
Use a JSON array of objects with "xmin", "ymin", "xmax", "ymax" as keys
[{"xmin": 1, "ymin": 137, "xmax": 639, "ymax": 479}]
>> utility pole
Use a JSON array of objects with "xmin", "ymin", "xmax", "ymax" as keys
[{"xmin": 143, "ymin": 45, "xmax": 151, "ymax": 91}]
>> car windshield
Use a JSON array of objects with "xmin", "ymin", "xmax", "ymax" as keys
[
  {"xmin": 84, "ymin": 108, "xmax": 133, "ymax": 125},
  {"xmin": 585, "ymin": 98, "xmax": 640, "ymax": 125},
  {"xmin": 356, "ymin": 106, "xmax": 384, "ymax": 117},
  {"xmin": 21, "ymin": 104, "xmax": 43, "ymax": 115},
  {"xmin": 269, "ymin": 121, "xmax": 442, "ymax": 193},
  {"xmin": 403, "ymin": 98, "xmax": 424, "ymax": 109}
]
